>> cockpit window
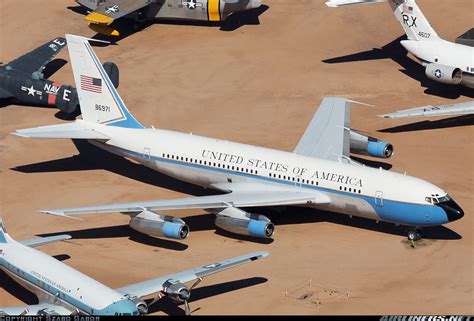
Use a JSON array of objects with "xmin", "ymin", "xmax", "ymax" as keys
[
  {"xmin": 426, "ymin": 195, "xmax": 451, "ymax": 204},
  {"xmin": 437, "ymin": 195, "xmax": 450, "ymax": 203}
]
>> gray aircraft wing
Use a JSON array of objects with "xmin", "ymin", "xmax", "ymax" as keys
[
  {"xmin": 115, "ymin": 251, "xmax": 268, "ymax": 299},
  {"xmin": 5, "ymin": 37, "xmax": 67, "ymax": 77},
  {"xmin": 294, "ymin": 97, "xmax": 353, "ymax": 163},
  {"xmin": 19, "ymin": 235, "xmax": 71, "ymax": 248},
  {"xmin": 40, "ymin": 184, "xmax": 330, "ymax": 217},
  {"xmin": 380, "ymin": 101, "xmax": 474, "ymax": 119},
  {"xmin": 85, "ymin": 0, "xmax": 152, "ymax": 25}
]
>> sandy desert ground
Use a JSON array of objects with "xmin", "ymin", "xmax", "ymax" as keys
[{"xmin": 0, "ymin": 0, "xmax": 473, "ymax": 315}]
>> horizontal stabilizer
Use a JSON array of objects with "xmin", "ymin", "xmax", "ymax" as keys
[
  {"xmin": 14, "ymin": 121, "xmax": 109, "ymax": 140},
  {"xmin": 325, "ymin": 0, "xmax": 385, "ymax": 7},
  {"xmin": 20, "ymin": 235, "xmax": 71, "ymax": 248},
  {"xmin": 380, "ymin": 101, "xmax": 474, "ymax": 119}
]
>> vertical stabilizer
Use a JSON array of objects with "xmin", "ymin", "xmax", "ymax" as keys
[
  {"xmin": 65, "ymin": 34, "xmax": 143, "ymax": 129},
  {"xmin": 388, "ymin": 0, "xmax": 440, "ymax": 41}
]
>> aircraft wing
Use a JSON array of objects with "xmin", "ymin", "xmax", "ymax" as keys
[
  {"xmin": 380, "ymin": 101, "xmax": 474, "ymax": 119},
  {"xmin": 294, "ymin": 97, "xmax": 354, "ymax": 162},
  {"xmin": 0, "ymin": 302, "xmax": 74, "ymax": 316},
  {"xmin": 41, "ymin": 185, "xmax": 330, "ymax": 216},
  {"xmin": 85, "ymin": 0, "xmax": 152, "ymax": 25},
  {"xmin": 115, "ymin": 251, "xmax": 268, "ymax": 299},
  {"xmin": 5, "ymin": 37, "xmax": 67, "ymax": 76},
  {"xmin": 19, "ymin": 235, "xmax": 71, "ymax": 248},
  {"xmin": 0, "ymin": 88, "xmax": 13, "ymax": 99}
]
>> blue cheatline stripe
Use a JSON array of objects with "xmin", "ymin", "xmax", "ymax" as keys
[
  {"xmin": 84, "ymin": 43, "xmax": 143, "ymax": 130},
  {"xmin": 109, "ymin": 145, "xmax": 448, "ymax": 226},
  {"xmin": 0, "ymin": 257, "xmax": 134, "ymax": 315}
]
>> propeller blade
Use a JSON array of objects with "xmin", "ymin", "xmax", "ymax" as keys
[
  {"xmin": 190, "ymin": 277, "xmax": 203, "ymax": 290},
  {"xmin": 184, "ymin": 300, "xmax": 191, "ymax": 316}
]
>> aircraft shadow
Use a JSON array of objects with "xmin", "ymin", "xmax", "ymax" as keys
[
  {"xmin": 38, "ymin": 225, "xmax": 188, "ymax": 251},
  {"xmin": 322, "ymin": 36, "xmax": 474, "ymax": 99},
  {"xmin": 12, "ymin": 139, "xmax": 213, "ymax": 197},
  {"xmin": 52, "ymin": 254, "xmax": 71, "ymax": 262},
  {"xmin": 147, "ymin": 277, "xmax": 267, "ymax": 315},
  {"xmin": 0, "ymin": 270, "xmax": 38, "ymax": 305},
  {"xmin": 42, "ymin": 59, "xmax": 68, "ymax": 79},
  {"xmin": 67, "ymin": 5, "xmax": 268, "ymax": 43},
  {"xmin": 378, "ymin": 114, "xmax": 474, "ymax": 133}
]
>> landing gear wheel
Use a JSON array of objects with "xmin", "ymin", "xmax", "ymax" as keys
[{"xmin": 407, "ymin": 228, "xmax": 423, "ymax": 241}]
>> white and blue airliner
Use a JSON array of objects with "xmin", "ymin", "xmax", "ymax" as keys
[
  {"xmin": 0, "ymin": 219, "xmax": 268, "ymax": 315},
  {"xmin": 15, "ymin": 35, "xmax": 464, "ymax": 242}
]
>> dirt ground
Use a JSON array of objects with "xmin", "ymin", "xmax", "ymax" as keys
[{"xmin": 0, "ymin": 0, "xmax": 472, "ymax": 315}]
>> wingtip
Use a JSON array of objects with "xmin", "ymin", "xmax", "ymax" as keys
[
  {"xmin": 39, "ymin": 209, "xmax": 65, "ymax": 216},
  {"xmin": 12, "ymin": 131, "xmax": 28, "ymax": 138}
]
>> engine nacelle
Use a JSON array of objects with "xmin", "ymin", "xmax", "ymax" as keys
[
  {"xmin": 349, "ymin": 130, "xmax": 393, "ymax": 159},
  {"xmin": 163, "ymin": 281, "xmax": 190, "ymax": 304},
  {"xmin": 129, "ymin": 210, "xmax": 189, "ymax": 240},
  {"xmin": 132, "ymin": 299, "xmax": 148, "ymax": 315},
  {"xmin": 425, "ymin": 63, "xmax": 462, "ymax": 85},
  {"xmin": 215, "ymin": 216, "xmax": 274, "ymax": 238}
]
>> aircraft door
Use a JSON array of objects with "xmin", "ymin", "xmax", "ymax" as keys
[
  {"xmin": 295, "ymin": 175, "xmax": 303, "ymax": 188},
  {"xmin": 142, "ymin": 147, "xmax": 154, "ymax": 168},
  {"xmin": 375, "ymin": 191, "xmax": 383, "ymax": 207}
]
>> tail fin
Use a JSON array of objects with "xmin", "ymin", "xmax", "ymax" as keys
[
  {"xmin": 0, "ymin": 219, "xmax": 11, "ymax": 243},
  {"xmin": 66, "ymin": 34, "xmax": 143, "ymax": 129},
  {"xmin": 388, "ymin": 0, "xmax": 439, "ymax": 41}
]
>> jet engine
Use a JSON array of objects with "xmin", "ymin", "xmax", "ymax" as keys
[
  {"xmin": 129, "ymin": 210, "xmax": 189, "ymax": 240},
  {"xmin": 215, "ymin": 214, "xmax": 274, "ymax": 238},
  {"xmin": 425, "ymin": 63, "xmax": 462, "ymax": 85},
  {"xmin": 349, "ymin": 130, "xmax": 393, "ymax": 159}
]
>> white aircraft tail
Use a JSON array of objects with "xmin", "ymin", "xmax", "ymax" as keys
[
  {"xmin": 326, "ymin": 0, "xmax": 440, "ymax": 41},
  {"xmin": 388, "ymin": 0, "xmax": 440, "ymax": 41},
  {"xmin": 66, "ymin": 34, "xmax": 144, "ymax": 129},
  {"xmin": 0, "ymin": 219, "xmax": 11, "ymax": 243}
]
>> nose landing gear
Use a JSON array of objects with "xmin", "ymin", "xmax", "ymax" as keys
[{"xmin": 407, "ymin": 228, "xmax": 423, "ymax": 248}]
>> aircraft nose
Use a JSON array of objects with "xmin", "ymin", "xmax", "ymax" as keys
[{"xmin": 438, "ymin": 198, "xmax": 464, "ymax": 222}]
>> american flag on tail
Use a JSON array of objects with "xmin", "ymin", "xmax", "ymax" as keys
[
  {"xmin": 80, "ymin": 75, "xmax": 102, "ymax": 93},
  {"xmin": 403, "ymin": 3, "xmax": 413, "ymax": 13}
]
